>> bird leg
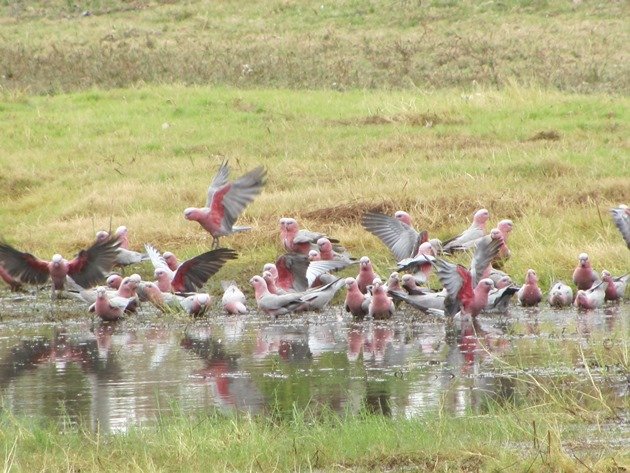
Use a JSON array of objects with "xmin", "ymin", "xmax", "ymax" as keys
[{"xmin": 212, "ymin": 237, "xmax": 220, "ymax": 249}]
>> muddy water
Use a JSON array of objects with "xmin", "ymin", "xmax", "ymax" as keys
[{"xmin": 0, "ymin": 297, "xmax": 628, "ymax": 433}]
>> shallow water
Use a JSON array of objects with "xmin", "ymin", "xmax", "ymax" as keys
[{"xmin": 0, "ymin": 295, "xmax": 628, "ymax": 433}]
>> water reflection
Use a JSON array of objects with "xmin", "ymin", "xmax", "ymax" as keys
[{"xmin": 0, "ymin": 305, "xmax": 627, "ymax": 432}]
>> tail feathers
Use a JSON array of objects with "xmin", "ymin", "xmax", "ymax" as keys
[{"xmin": 231, "ymin": 226, "xmax": 252, "ymax": 234}]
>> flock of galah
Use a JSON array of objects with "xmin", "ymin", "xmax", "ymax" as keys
[{"xmin": 0, "ymin": 162, "xmax": 628, "ymax": 322}]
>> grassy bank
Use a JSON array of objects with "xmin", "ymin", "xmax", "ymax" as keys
[
  {"xmin": 0, "ymin": 86, "xmax": 628, "ymax": 290},
  {"xmin": 0, "ymin": 0, "xmax": 628, "ymax": 94},
  {"xmin": 1, "ymin": 405, "xmax": 628, "ymax": 472}
]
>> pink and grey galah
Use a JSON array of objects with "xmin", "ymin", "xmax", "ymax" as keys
[
  {"xmin": 485, "ymin": 282, "xmax": 519, "ymax": 314},
  {"xmin": 179, "ymin": 293, "xmax": 213, "ymax": 317},
  {"xmin": 68, "ymin": 273, "xmax": 141, "ymax": 313},
  {"xmin": 572, "ymin": 253, "xmax": 600, "ymax": 291},
  {"xmin": 184, "ymin": 161, "xmax": 267, "ymax": 248},
  {"xmin": 610, "ymin": 205, "xmax": 630, "ymax": 249},
  {"xmin": 145, "ymin": 244, "xmax": 238, "ymax": 293},
  {"xmin": 250, "ymin": 275, "xmax": 305, "ymax": 316},
  {"xmin": 574, "ymin": 281, "xmax": 608, "ymax": 310},
  {"xmin": 221, "ymin": 281, "xmax": 248, "ymax": 314},
  {"xmin": 279, "ymin": 218, "xmax": 342, "ymax": 255},
  {"xmin": 389, "ymin": 288, "xmax": 447, "ymax": 313},
  {"xmin": 90, "ymin": 286, "xmax": 134, "ymax": 322},
  {"xmin": 601, "ymin": 270, "xmax": 628, "ymax": 302},
  {"xmin": 517, "ymin": 269, "xmax": 543, "ymax": 307},
  {"xmin": 95, "ymin": 230, "xmax": 149, "ymax": 267},
  {"xmin": 361, "ymin": 210, "xmax": 428, "ymax": 262},
  {"xmin": 442, "ymin": 208, "xmax": 490, "ymax": 253},
  {"xmin": 356, "ymin": 256, "xmax": 380, "ymax": 294},
  {"xmin": 548, "ymin": 281, "xmax": 574, "ymax": 308},
  {"xmin": 368, "ymin": 279, "xmax": 395, "ymax": 320},
  {"xmin": 0, "ymin": 237, "xmax": 119, "ymax": 295},
  {"xmin": 344, "ymin": 277, "xmax": 371, "ymax": 319}
]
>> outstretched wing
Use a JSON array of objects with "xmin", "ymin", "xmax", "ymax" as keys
[
  {"xmin": 172, "ymin": 248, "xmax": 238, "ymax": 292},
  {"xmin": 470, "ymin": 235, "xmax": 502, "ymax": 286},
  {"xmin": 306, "ymin": 259, "xmax": 357, "ymax": 287},
  {"xmin": 67, "ymin": 237, "xmax": 120, "ymax": 288},
  {"xmin": 361, "ymin": 212, "xmax": 423, "ymax": 262},
  {"xmin": 432, "ymin": 258, "xmax": 472, "ymax": 316},
  {"xmin": 0, "ymin": 241, "xmax": 49, "ymax": 285},
  {"xmin": 275, "ymin": 253, "xmax": 309, "ymax": 292},
  {"xmin": 610, "ymin": 206, "xmax": 630, "ymax": 249},
  {"xmin": 145, "ymin": 244, "xmax": 174, "ymax": 277},
  {"xmin": 209, "ymin": 166, "xmax": 267, "ymax": 233},
  {"xmin": 205, "ymin": 161, "xmax": 230, "ymax": 207}
]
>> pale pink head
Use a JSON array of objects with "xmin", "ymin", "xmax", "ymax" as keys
[
  {"xmin": 477, "ymin": 278, "xmax": 494, "ymax": 293},
  {"xmin": 249, "ymin": 275, "xmax": 269, "ymax": 297},
  {"xmin": 578, "ymin": 253, "xmax": 590, "ymax": 268},
  {"xmin": 308, "ymin": 250, "xmax": 321, "ymax": 261},
  {"xmin": 51, "ymin": 254, "xmax": 64, "ymax": 266},
  {"xmin": 473, "ymin": 209, "xmax": 490, "ymax": 226},
  {"xmin": 490, "ymin": 228, "xmax": 502, "ymax": 240},
  {"xmin": 184, "ymin": 207, "xmax": 201, "ymax": 221},
  {"xmin": 345, "ymin": 277, "xmax": 358, "ymax": 289},
  {"xmin": 359, "ymin": 256, "xmax": 371, "ymax": 268},
  {"xmin": 96, "ymin": 286, "xmax": 108, "ymax": 299},
  {"xmin": 284, "ymin": 218, "xmax": 299, "ymax": 233},
  {"xmin": 262, "ymin": 263, "xmax": 278, "ymax": 280},
  {"xmin": 525, "ymin": 269, "xmax": 538, "ymax": 285},
  {"xmin": 495, "ymin": 275, "xmax": 512, "ymax": 289},
  {"xmin": 417, "ymin": 241, "xmax": 434, "ymax": 256},
  {"xmin": 317, "ymin": 237, "xmax": 332, "ymax": 252},
  {"xmin": 115, "ymin": 226, "xmax": 128, "ymax": 237},
  {"xmin": 95, "ymin": 230, "xmax": 110, "ymax": 243},
  {"xmin": 163, "ymin": 252, "xmax": 178, "ymax": 270},
  {"xmin": 106, "ymin": 274, "xmax": 123, "ymax": 290},
  {"xmin": 394, "ymin": 211, "xmax": 412, "ymax": 226},
  {"xmin": 498, "ymin": 220, "xmax": 513, "ymax": 234}
]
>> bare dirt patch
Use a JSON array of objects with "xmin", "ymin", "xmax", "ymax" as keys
[
  {"xmin": 527, "ymin": 130, "xmax": 561, "ymax": 141},
  {"xmin": 331, "ymin": 112, "xmax": 467, "ymax": 128}
]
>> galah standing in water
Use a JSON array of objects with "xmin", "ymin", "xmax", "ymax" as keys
[
  {"xmin": 146, "ymin": 244, "xmax": 237, "ymax": 293},
  {"xmin": 517, "ymin": 269, "xmax": 543, "ymax": 307},
  {"xmin": 610, "ymin": 205, "xmax": 630, "ymax": 249},
  {"xmin": 95, "ymin": 230, "xmax": 148, "ymax": 267},
  {"xmin": 574, "ymin": 281, "xmax": 608, "ymax": 310},
  {"xmin": 344, "ymin": 277, "xmax": 371, "ymax": 319},
  {"xmin": 548, "ymin": 281, "xmax": 574, "ymax": 308},
  {"xmin": 361, "ymin": 210, "xmax": 428, "ymax": 262},
  {"xmin": 221, "ymin": 281, "xmax": 248, "ymax": 314},
  {"xmin": 274, "ymin": 253, "xmax": 309, "ymax": 292},
  {"xmin": 432, "ymin": 232, "xmax": 502, "ymax": 317},
  {"xmin": 572, "ymin": 253, "xmax": 600, "ymax": 290},
  {"xmin": 0, "ymin": 237, "xmax": 119, "ymax": 296},
  {"xmin": 298, "ymin": 275, "xmax": 345, "ymax": 311},
  {"xmin": 442, "ymin": 208, "xmax": 490, "ymax": 253},
  {"xmin": 368, "ymin": 279, "xmax": 395, "ymax": 320},
  {"xmin": 67, "ymin": 274, "xmax": 141, "ymax": 313},
  {"xmin": 355, "ymin": 256, "xmax": 380, "ymax": 294},
  {"xmin": 179, "ymin": 293, "xmax": 213, "ymax": 317},
  {"xmin": 250, "ymin": 275, "xmax": 304, "ymax": 316},
  {"xmin": 601, "ymin": 270, "xmax": 628, "ymax": 302},
  {"xmin": 184, "ymin": 162, "xmax": 266, "ymax": 248},
  {"xmin": 280, "ymin": 218, "xmax": 342, "ymax": 255},
  {"xmin": 90, "ymin": 286, "xmax": 134, "ymax": 322}
]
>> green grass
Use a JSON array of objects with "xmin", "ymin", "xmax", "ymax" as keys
[
  {"xmin": 0, "ymin": 86, "xmax": 628, "ymax": 291},
  {"xmin": 0, "ymin": 0, "xmax": 628, "ymax": 94}
]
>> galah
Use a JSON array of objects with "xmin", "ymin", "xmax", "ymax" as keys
[
  {"xmin": 572, "ymin": 253, "xmax": 600, "ymax": 290},
  {"xmin": 274, "ymin": 253, "xmax": 309, "ymax": 292},
  {"xmin": 179, "ymin": 293, "xmax": 213, "ymax": 317},
  {"xmin": 548, "ymin": 281, "xmax": 574, "ymax": 308},
  {"xmin": 280, "ymin": 218, "xmax": 341, "ymax": 255},
  {"xmin": 263, "ymin": 270, "xmax": 285, "ymax": 295},
  {"xmin": 610, "ymin": 205, "xmax": 630, "ymax": 249},
  {"xmin": 432, "ymin": 233, "xmax": 502, "ymax": 317},
  {"xmin": 368, "ymin": 280, "xmax": 395, "ymax": 320},
  {"xmin": 0, "ymin": 264, "xmax": 23, "ymax": 292},
  {"xmin": 137, "ymin": 281, "xmax": 181, "ymax": 312},
  {"xmin": 442, "ymin": 208, "xmax": 490, "ymax": 253},
  {"xmin": 162, "ymin": 252, "xmax": 179, "ymax": 271},
  {"xmin": 262, "ymin": 263, "xmax": 279, "ymax": 282},
  {"xmin": 396, "ymin": 242, "xmax": 436, "ymax": 284},
  {"xmin": 146, "ymin": 244, "xmax": 237, "ymax": 293},
  {"xmin": 0, "ymin": 237, "xmax": 119, "ymax": 295},
  {"xmin": 306, "ymin": 258, "xmax": 358, "ymax": 288},
  {"xmin": 601, "ymin": 270, "xmax": 628, "ymax": 301},
  {"xmin": 89, "ymin": 286, "xmax": 134, "ymax": 322},
  {"xmin": 344, "ymin": 277, "xmax": 371, "ymax": 319},
  {"xmin": 385, "ymin": 272, "xmax": 403, "ymax": 292},
  {"xmin": 485, "ymin": 283, "xmax": 519, "ymax": 313},
  {"xmin": 250, "ymin": 275, "xmax": 304, "ymax": 316},
  {"xmin": 361, "ymin": 210, "xmax": 428, "ymax": 262},
  {"xmin": 495, "ymin": 219, "xmax": 513, "ymax": 262},
  {"xmin": 517, "ymin": 269, "xmax": 543, "ymax": 307},
  {"xmin": 184, "ymin": 162, "xmax": 267, "ymax": 248},
  {"xmin": 401, "ymin": 274, "xmax": 428, "ymax": 295},
  {"xmin": 96, "ymin": 230, "xmax": 149, "ymax": 267},
  {"xmin": 67, "ymin": 274, "xmax": 141, "ymax": 313},
  {"xmin": 297, "ymin": 275, "xmax": 345, "ymax": 311},
  {"xmin": 574, "ymin": 281, "xmax": 608, "ymax": 310},
  {"xmin": 221, "ymin": 281, "xmax": 248, "ymax": 314},
  {"xmin": 114, "ymin": 226, "xmax": 130, "ymax": 249},
  {"xmin": 106, "ymin": 274, "xmax": 123, "ymax": 290},
  {"xmin": 356, "ymin": 256, "xmax": 379, "ymax": 294}
]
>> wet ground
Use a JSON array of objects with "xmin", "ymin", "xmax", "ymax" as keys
[{"xmin": 0, "ymin": 293, "xmax": 628, "ymax": 434}]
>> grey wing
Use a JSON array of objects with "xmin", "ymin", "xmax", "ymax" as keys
[
  {"xmin": 306, "ymin": 259, "xmax": 358, "ymax": 287},
  {"xmin": 397, "ymin": 254, "xmax": 435, "ymax": 272},
  {"xmin": 220, "ymin": 166, "xmax": 267, "ymax": 231},
  {"xmin": 470, "ymin": 236, "xmax": 501, "ymax": 286},
  {"xmin": 432, "ymin": 258, "xmax": 464, "ymax": 316},
  {"xmin": 361, "ymin": 212, "xmax": 420, "ymax": 262},
  {"xmin": 611, "ymin": 207, "xmax": 630, "ymax": 249},
  {"xmin": 295, "ymin": 229, "xmax": 325, "ymax": 244},
  {"xmin": 205, "ymin": 161, "xmax": 230, "ymax": 207}
]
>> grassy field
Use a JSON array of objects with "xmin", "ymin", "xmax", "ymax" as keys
[{"xmin": 0, "ymin": 86, "xmax": 628, "ymax": 290}]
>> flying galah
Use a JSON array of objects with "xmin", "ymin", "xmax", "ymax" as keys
[
  {"xmin": 280, "ymin": 218, "xmax": 342, "ymax": 255},
  {"xmin": 610, "ymin": 205, "xmax": 630, "ymax": 249},
  {"xmin": 601, "ymin": 270, "xmax": 628, "ymax": 302},
  {"xmin": 574, "ymin": 281, "xmax": 608, "ymax": 310},
  {"xmin": 442, "ymin": 208, "xmax": 490, "ymax": 253},
  {"xmin": 0, "ymin": 237, "xmax": 119, "ymax": 295},
  {"xmin": 361, "ymin": 211, "xmax": 428, "ymax": 262},
  {"xmin": 517, "ymin": 269, "xmax": 543, "ymax": 307},
  {"xmin": 572, "ymin": 253, "xmax": 600, "ymax": 290},
  {"xmin": 221, "ymin": 281, "xmax": 248, "ymax": 314},
  {"xmin": 146, "ymin": 244, "xmax": 237, "ymax": 293},
  {"xmin": 548, "ymin": 281, "xmax": 574, "ymax": 308},
  {"xmin": 184, "ymin": 162, "xmax": 267, "ymax": 248}
]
